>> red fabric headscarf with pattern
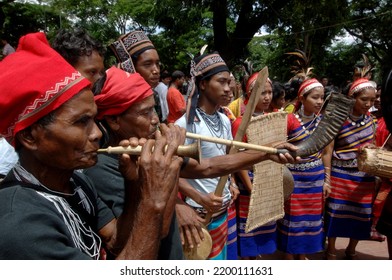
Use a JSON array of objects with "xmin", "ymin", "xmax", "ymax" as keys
[
  {"xmin": 0, "ymin": 32, "xmax": 90, "ymax": 145},
  {"xmin": 94, "ymin": 66, "xmax": 153, "ymax": 119}
]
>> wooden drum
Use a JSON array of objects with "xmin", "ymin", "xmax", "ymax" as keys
[
  {"xmin": 358, "ymin": 148, "xmax": 392, "ymax": 178},
  {"xmin": 182, "ymin": 225, "xmax": 212, "ymax": 260}
]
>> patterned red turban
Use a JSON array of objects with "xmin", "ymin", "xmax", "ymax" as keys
[
  {"xmin": 94, "ymin": 66, "xmax": 153, "ymax": 119},
  {"xmin": 0, "ymin": 32, "xmax": 90, "ymax": 145},
  {"xmin": 297, "ymin": 78, "xmax": 323, "ymax": 97}
]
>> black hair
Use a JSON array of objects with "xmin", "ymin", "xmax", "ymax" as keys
[
  {"xmin": 35, "ymin": 111, "xmax": 57, "ymax": 127},
  {"xmin": 89, "ymin": 73, "xmax": 110, "ymax": 147},
  {"xmin": 131, "ymin": 46, "xmax": 156, "ymax": 66},
  {"xmin": 52, "ymin": 28, "xmax": 106, "ymax": 67},
  {"xmin": 285, "ymin": 77, "xmax": 303, "ymax": 101},
  {"xmin": 240, "ymin": 74, "xmax": 248, "ymax": 96},
  {"xmin": 272, "ymin": 82, "xmax": 286, "ymax": 100},
  {"xmin": 160, "ymin": 70, "xmax": 171, "ymax": 80},
  {"xmin": 171, "ymin": 70, "xmax": 185, "ymax": 81},
  {"xmin": 342, "ymin": 82, "xmax": 352, "ymax": 97},
  {"xmin": 92, "ymin": 72, "xmax": 107, "ymax": 96}
]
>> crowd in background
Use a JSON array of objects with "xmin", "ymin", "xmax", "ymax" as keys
[{"xmin": 0, "ymin": 28, "xmax": 391, "ymax": 260}]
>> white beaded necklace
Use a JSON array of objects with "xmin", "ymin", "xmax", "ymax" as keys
[
  {"xmin": 348, "ymin": 114, "xmax": 366, "ymax": 127},
  {"xmin": 294, "ymin": 108, "xmax": 318, "ymax": 135}
]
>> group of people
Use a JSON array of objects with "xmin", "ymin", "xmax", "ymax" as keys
[
  {"xmin": 227, "ymin": 58, "xmax": 392, "ymax": 260},
  {"xmin": 0, "ymin": 28, "xmax": 390, "ymax": 261}
]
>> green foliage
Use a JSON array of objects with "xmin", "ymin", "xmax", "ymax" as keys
[
  {"xmin": 152, "ymin": 0, "xmax": 214, "ymax": 71},
  {"xmin": 1, "ymin": 0, "xmax": 390, "ymax": 87},
  {"xmin": 324, "ymin": 42, "xmax": 364, "ymax": 88},
  {"xmin": 2, "ymin": 2, "xmax": 61, "ymax": 46},
  {"xmin": 344, "ymin": 0, "xmax": 392, "ymax": 80}
]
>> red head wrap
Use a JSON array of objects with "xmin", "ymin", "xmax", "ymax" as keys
[
  {"xmin": 94, "ymin": 66, "xmax": 153, "ymax": 119},
  {"xmin": 0, "ymin": 32, "xmax": 90, "ymax": 145},
  {"xmin": 348, "ymin": 78, "xmax": 376, "ymax": 96},
  {"xmin": 244, "ymin": 72, "xmax": 272, "ymax": 105},
  {"xmin": 297, "ymin": 78, "xmax": 323, "ymax": 97}
]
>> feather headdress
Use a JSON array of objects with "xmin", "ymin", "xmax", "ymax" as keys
[
  {"xmin": 353, "ymin": 54, "xmax": 374, "ymax": 80},
  {"xmin": 243, "ymin": 58, "xmax": 254, "ymax": 77},
  {"xmin": 286, "ymin": 49, "xmax": 322, "ymax": 98},
  {"xmin": 286, "ymin": 49, "xmax": 314, "ymax": 80}
]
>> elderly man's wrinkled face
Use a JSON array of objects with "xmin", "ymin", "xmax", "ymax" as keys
[
  {"xmin": 116, "ymin": 95, "xmax": 159, "ymax": 140},
  {"xmin": 30, "ymin": 89, "xmax": 102, "ymax": 170}
]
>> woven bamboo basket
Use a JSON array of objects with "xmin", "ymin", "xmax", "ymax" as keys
[{"xmin": 245, "ymin": 111, "xmax": 288, "ymax": 233}]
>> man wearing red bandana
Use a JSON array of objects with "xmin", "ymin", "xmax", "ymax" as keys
[{"xmin": 0, "ymin": 32, "xmax": 185, "ymax": 259}]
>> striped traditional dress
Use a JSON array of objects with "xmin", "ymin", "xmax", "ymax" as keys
[
  {"xmin": 237, "ymin": 178, "xmax": 278, "ymax": 256},
  {"xmin": 325, "ymin": 115, "xmax": 377, "ymax": 239},
  {"xmin": 277, "ymin": 113, "xmax": 324, "ymax": 254}
]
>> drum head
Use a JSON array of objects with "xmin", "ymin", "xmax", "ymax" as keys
[{"xmin": 183, "ymin": 226, "xmax": 212, "ymax": 260}]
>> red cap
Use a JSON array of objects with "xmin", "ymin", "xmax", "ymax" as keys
[
  {"xmin": 297, "ymin": 78, "xmax": 323, "ymax": 97},
  {"xmin": 94, "ymin": 66, "xmax": 153, "ymax": 119},
  {"xmin": 244, "ymin": 72, "xmax": 272, "ymax": 105},
  {"xmin": 349, "ymin": 78, "xmax": 375, "ymax": 96},
  {"xmin": 0, "ymin": 32, "xmax": 90, "ymax": 145}
]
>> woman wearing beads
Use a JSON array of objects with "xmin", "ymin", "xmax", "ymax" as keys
[
  {"xmin": 231, "ymin": 72, "xmax": 275, "ymax": 259},
  {"xmin": 277, "ymin": 77, "xmax": 332, "ymax": 260},
  {"xmin": 324, "ymin": 78, "xmax": 377, "ymax": 260}
]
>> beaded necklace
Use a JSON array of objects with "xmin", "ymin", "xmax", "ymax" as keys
[
  {"xmin": 197, "ymin": 107, "xmax": 223, "ymax": 136},
  {"xmin": 253, "ymin": 111, "xmax": 265, "ymax": 117},
  {"xmin": 197, "ymin": 107, "xmax": 224, "ymax": 149},
  {"xmin": 294, "ymin": 107, "xmax": 318, "ymax": 135},
  {"xmin": 12, "ymin": 163, "xmax": 101, "ymax": 259},
  {"xmin": 348, "ymin": 114, "xmax": 366, "ymax": 127}
]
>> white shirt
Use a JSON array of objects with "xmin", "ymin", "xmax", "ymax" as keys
[
  {"xmin": 175, "ymin": 110, "xmax": 232, "ymax": 208},
  {"xmin": 154, "ymin": 82, "xmax": 169, "ymax": 122},
  {"xmin": 0, "ymin": 138, "xmax": 18, "ymax": 176},
  {"xmin": 2, "ymin": 43, "xmax": 15, "ymax": 57}
]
